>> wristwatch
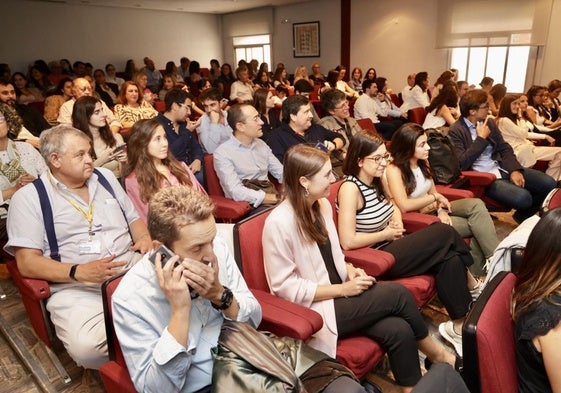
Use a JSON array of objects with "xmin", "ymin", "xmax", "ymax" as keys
[{"xmin": 211, "ymin": 286, "xmax": 233, "ymax": 310}]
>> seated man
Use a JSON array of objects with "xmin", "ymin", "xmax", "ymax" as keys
[
  {"xmin": 112, "ymin": 185, "xmax": 365, "ymax": 393},
  {"xmin": 93, "ymin": 68, "xmax": 118, "ymax": 107},
  {"xmin": 214, "ymin": 104, "xmax": 283, "ymax": 212},
  {"xmin": 353, "ymin": 79, "xmax": 404, "ymax": 140},
  {"xmin": 229, "ymin": 65, "xmax": 254, "ymax": 104},
  {"xmin": 57, "ymin": 78, "xmax": 121, "ymax": 133},
  {"xmin": 309, "ymin": 62, "xmax": 326, "ymax": 86},
  {"xmin": 5, "ymin": 125, "xmax": 151, "ymax": 369},
  {"xmin": 0, "ymin": 80, "xmax": 50, "ymax": 137},
  {"xmin": 449, "ymin": 89, "xmax": 556, "ymax": 223},
  {"xmin": 293, "ymin": 79, "xmax": 321, "ymax": 123},
  {"xmin": 267, "ymin": 95, "xmax": 345, "ymax": 163},
  {"xmin": 142, "ymin": 57, "xmax": 163, "ymax": 93},
  {"xmin": 155, "ymin": 88, "xmax": 204, "ymax": 185},
  {"xmin": 197, "ymin": 87, "xmax": 232, "ymax": 154}
]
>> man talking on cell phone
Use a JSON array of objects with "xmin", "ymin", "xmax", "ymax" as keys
[
  {"xmin": 112, "ymin": 185, "xmax": 369, "ymax": 393},
  {"xmin": 449, "ymin": 89, "xmax": 556, "ymax": 223}
]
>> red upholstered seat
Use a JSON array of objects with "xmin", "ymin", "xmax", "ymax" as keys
[
  {"xmin": 462, "ymin": 272, "xmax": 518, "ymax": 393},
  {"xmin": 407, "ymin": 107, "xmax": 427, "ymax": 126}
]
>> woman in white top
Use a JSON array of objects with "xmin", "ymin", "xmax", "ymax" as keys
[
  {"xmin": 386, "ymin": 123, "xmax": 499, "ymax": 277},
  {"xmin": 401, "ymin": 72, "xmax": 430, "ymax": 112},
  {"xmin": 72, "ymin": 96, "xmax": 126, "ymax": 179},
  {"xmin": 334, "ymin": 65, "xmax": 359, "ymax": 99},
  {"xmin": 422, "ymin": 84, "xmax": 459, "ymax": 129},
  {"xmin": 0, "ymin": 102, "xmax": 47, "ymax": 240},
  {"xmin": 293, "ymin": 65, "xmax": 311, "ymax": 85},
  {"xmin": 497, "ymin": 94, "xmax": 561, "ymax": 181},
  {"xmin": 525, "ymin": 85, "xmax": 561, "ymax": 144}
]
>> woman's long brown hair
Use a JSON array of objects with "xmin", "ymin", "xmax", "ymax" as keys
[
  {"xmin": 283, "ymin": 144, "xmax": 329, "ymax": 244},
  {"xmin": 513, "ymin": 207, "xmax": 561, "ymax": 321},
  {"xmin": 124, "ymin": 119, "xmax": 192, "ymax": 203}
]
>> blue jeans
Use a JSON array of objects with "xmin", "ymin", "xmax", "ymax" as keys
[{"xmin": 485, "ymin": 168, "xmax": 556, "ymax": 222}]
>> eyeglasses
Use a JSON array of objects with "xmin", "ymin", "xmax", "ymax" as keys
[
  {"xmin": 178, "ymin": 103, "xmax": 191, "ymax": 111},
  {"xmin": 478, "ymin": 103, "xmax": 490, "ymax": 110},
  {"xmin": 334, "ymin": 102, "xmax": 349, "ymax": 110},
  {"xmin": 364, "ymin": 153, "xmax": 391, "ymax": 164},
  {"xmin": 0, "ymin": 115, "xmax": 5, "ymax": 122}
]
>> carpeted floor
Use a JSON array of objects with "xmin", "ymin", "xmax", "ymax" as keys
[{"xmin": 0, "ymin": 211, "xmax": 519, "ymax": 393}]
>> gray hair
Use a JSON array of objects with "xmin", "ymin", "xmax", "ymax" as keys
[{"xmin": 40, "ymin": 125, "xmax": 91, "ymax": 163}]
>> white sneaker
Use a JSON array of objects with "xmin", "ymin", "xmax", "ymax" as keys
[
  {"xmin": 470, "ymin": 278, "xmax": 484, "ymax": 301},
  {"xmin": 439, "ymin": 321, "xmax": 463, "ymax": 358}
]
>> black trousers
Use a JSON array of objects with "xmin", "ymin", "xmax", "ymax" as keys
[
  {"xmin": 376, "ymin": 119, "xmax": 405, "ymax": 140},
  {"xmin": 334, "ymin": 281, "xmax": 428, "ymax": 386},
  {"xmin": 380, "ymin": 222, "xmax": 473, "ymax": 320}
]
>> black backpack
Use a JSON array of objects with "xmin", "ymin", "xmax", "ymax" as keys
[{"xmin": 426, "ymin": 128, "xmax": 468, "ymax": 188}]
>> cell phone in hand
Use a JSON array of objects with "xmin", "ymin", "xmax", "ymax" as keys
[
  {"xmin": 149, "ymin": 245, "xmax": 200, "ymax": 299},
  {"xmin": 113, "ymin": 143, "xmax": 127, "ymax": 154},
  {"xmin": 314, "ymin": 142, "xmax": 328, "ymax": 152},
  {"xmin": 149, "ymin": 245, "xmax": 178, "ymax": 268}
]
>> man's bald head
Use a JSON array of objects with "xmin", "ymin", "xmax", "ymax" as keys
[{"xmin": 72, "ymin": 78, "xmax": 92, "ymax": 99}]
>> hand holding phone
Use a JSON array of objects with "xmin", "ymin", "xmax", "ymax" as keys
[
  {"xmin": 113, "ymin": 143, "xmax": 127, "ymax": 154},
  {"xmin": 150, "ymin": 245, "xmax": 200, "ymax": 299}
]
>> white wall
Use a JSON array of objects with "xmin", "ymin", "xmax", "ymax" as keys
[
  {"xmin": 272, "ymin": 0, "xmax": 341, "ymax": 74},
  {"xmin": 0, "ymin": 0, "xmax": 222, "ymax": 73},
  {"xmin": 537, "ymin": 0, "xmax": 561, "ymax": 84},
  {"xmin": 350, "ymin": 0, "xmax": 448, "ymax": 90}
]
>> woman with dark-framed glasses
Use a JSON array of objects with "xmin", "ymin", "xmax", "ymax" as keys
[{"xmin": 337, "ymin": 131, "xmax": 477, "ymax": 358}]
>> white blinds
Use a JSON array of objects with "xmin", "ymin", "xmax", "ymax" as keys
[{"xmin": 436, "ymin": 0, "xmax": 553, "ymax": 48}]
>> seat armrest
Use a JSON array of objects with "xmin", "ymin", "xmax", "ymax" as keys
[
  {"xmin": 461, "ymin": 171, "xmax": 496, "ymax": 186},
  {"xmin": 6, "ymin": 261, "xmax": 50, "ymax": 299},
  {"xmin": 99, "ymin": 361, "xmax": 137, "ymax": 393},
  {"xmin": 251, "ymin": 289, "xmax": 323, "ymax": 340},
  {"xmin": 209, "ymin": 195, "xmax": 251, "ymax": 221},
  {"xmin": 402, "ymin": 212, "xmax": 440, "ymax": 233},
  {"xmin": 342, "ymin": 248, "xmax": 395, "ymax": 277},
  {"xmin": 436, "ymin": 185, "xmax": 474, "ymax": 200}
]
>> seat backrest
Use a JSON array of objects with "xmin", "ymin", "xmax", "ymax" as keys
[
  {"xmin": 356, "ymin": 118, "xmax": 376, "ymax": 132},
  {"xmin": 154, "ymin": 100, "xmax": 166, "ymax": 113},
  {"xmin": 327, "ymin": 180, "xmax": 344, "ymax": 228},
  {"xmin": 542, "ymin": 187, "xmax": 561, "ymax": 213},
  {"xmin": 102, "ymin": 271, "xmax": 128, "ymax": 365},
  {"xmin": 204, "ymin": 154, "xmax": 225, "ymax": 197},
  {"xmin": 408, "ymin": 107, "xmax": 427, "ymax": 126},
  {"xmin": 462, "ymin": 271, "xmax": 518, "ymax": 393},
  {"xmin": 233, "ymin": 208, "xmax": 274, "ymax": 292}
]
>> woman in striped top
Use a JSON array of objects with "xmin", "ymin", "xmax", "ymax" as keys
[{"xmin": 337, "ymin": 131, "xmax": 480, "ymax": 358}]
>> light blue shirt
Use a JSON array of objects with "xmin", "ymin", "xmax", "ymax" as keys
[
  {"xmin": 112, "ymin": 236, "xmax": 262, "ymax": 393},
  {"xmin": 214, "ymin": 135, "xmax": 283, "ymax": 207},
  {"xmin": 196, "ymin": 110, "xmax": 232, "ymax": 154},
  {"xmin": 464, "ymin": 118, "xmax": 502, "ymax": 178}
]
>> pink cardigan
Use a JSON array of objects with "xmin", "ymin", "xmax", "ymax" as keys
[
  {"xmin": 262, "ymin": 198, "xmax": 348, "ymax": 357},
  {"xmin": 125, "ymin": 162, "xmax": 206, "ymax": 223}
]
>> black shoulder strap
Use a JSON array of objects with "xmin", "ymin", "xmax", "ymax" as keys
[
  {"xmin": 33, "ymin": 170, "xmax": 132, "ymax": 263},
  {"xmin": 32, "ymin": 178, "xmax": 61, "ymax": 262}
]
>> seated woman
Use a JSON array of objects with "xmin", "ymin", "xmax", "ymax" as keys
[
  {"xmin": 72, "ymin": 96, "xmax": 126, "ymax": 179},
  {"xmin": 318, "ymin": 88, "xmax": 361, "ymax": 155},
  {"xmin": 164, "ymin": 61, "xmax": 184, "ymax": 84},
  {"xmin": 114, "ymin": 81, "xmax": 158, "ymax": 128},
  {"xmin": 263, "ymin": 144, "xmax": 459, "ymax": 393},
  {"xmin": 497, "ymin": 94, "xmax": 561, "ymax": 181},
  {"xmin": 123, "ymin": 119, "xmax": 205, "ymax": 223},
  {"xmin": 28, "ymin": 65, "xmax": 54, "ymax": 96},
  {"xmin": 158, "ymin": 74, "xmax": 178, "ymax": 101},
  {"xmin": 334, "ymin": 65, "xmax": 359, "ymax": 99},
  {"xmin": 0, "ymin": 102, "xmax": 47, "ymax": 241},
  {"xmin": 337, "ymin": 131, "xmax": 481, "ymax": 357},
  {"xmin": 215, "ymin": 63, "xmax": 235, "ymax": 99},
  {"xmin": 43, "ymin": 77, "xmax": 73, "ymax": 125},
  {"xmin": 522, "ymin": 89, "xmax": 561, "ymax": 146},
  {"xmin": 133, "ymin": 72, "xmax": 157, "ymax": 105},
  {"xmin": 386, "ymin": 123, "xmax": 499, "ymax": 276},
  {"xmin": 513, "ymin": 207, "xmax": 561, "ymax": 393},
  {"xmin": 489, "ymin": 84, "xmax": 507, "ymax": 117},
  {"xmin": 401, "ymin": 72, "xmax": 430, "ymax": 112},
  {"xmin": 293, "ymin": 65, "xmax": 311, "ymax": 85},
  {"xmin": 254, "ymin": 70, "xmax": 273, "ymax": 90},
  {"xmin": 422, "ymin": 84, "xmax": 459, "ymax": 129},
  {"xmin": 430, "ymin": 70, "xmax": 454, "ymax": 100},
  {"xmin": 272, "ymin": 66, "xmax": 291, "ymax": 88},
  {"xmin": 349, "ymin": 67, "xmax": 363, "ymax": 94},
  {"xmin": 11, "ymin": 72, "xmax": 44, "ymax": 105},
  {"xmin": 254, "ymin": 88, "xmax": 280, "ymax": 143},
  {"xmin": 546, "ymin": 79, "xmax": 561, "ymax": 122}
]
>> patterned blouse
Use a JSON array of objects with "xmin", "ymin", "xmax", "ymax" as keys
[{"xmin": 114, "ymin": 101, "xmax": 158, "ymax": 128}]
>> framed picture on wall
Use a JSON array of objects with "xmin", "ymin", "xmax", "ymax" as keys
[{"xmin": 293, "ymin": 21, "xmax": 320, "ymax": 57}]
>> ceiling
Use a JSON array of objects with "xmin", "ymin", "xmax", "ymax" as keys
[{"xmin": 27, "ymin": 0, "xmax": 313, "ymax": 14}]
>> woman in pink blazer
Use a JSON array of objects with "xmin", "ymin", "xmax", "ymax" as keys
[{"xmin": 263, "ymin": 144, "xmax": 458, "ymax": 392}]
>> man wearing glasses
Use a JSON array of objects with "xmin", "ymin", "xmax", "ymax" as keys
[
  {"xmin": 155, "ymin": 88, "xmax": 204, "ymax": 184},
  {"xmin": 449, "ymin": 89, "xmax": 556, "ymax": 223}
]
